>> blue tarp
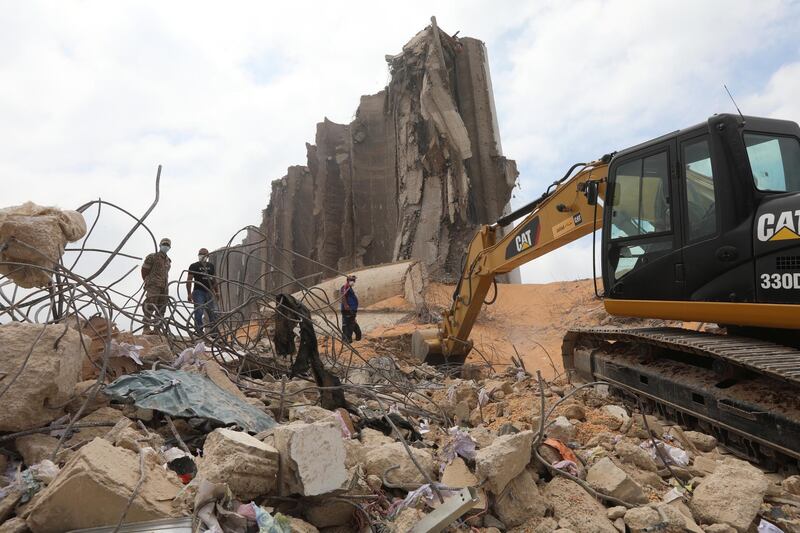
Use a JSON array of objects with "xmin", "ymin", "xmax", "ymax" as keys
[{"xmin": 105, "ymin": 369, "xmax": 276, "ymax": 433}]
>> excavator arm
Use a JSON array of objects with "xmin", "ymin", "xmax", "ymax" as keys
[{"xmin": 413, "ymin": 157, "xmax": 610, "ymax": 363}]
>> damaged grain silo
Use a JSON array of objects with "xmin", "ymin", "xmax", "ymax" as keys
[{"xmin": 217, "ymin": 18, "xmax": 518, "ymax": 309}]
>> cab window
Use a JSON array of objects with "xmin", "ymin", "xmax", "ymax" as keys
[
  {"xmin": 683, "ymin": 137, "xmax": 717, "ymax": 241},
  {"xmin": 610, "ymin": 151, "xmax": 671, "ymax": 239},
  {"xmin": 745, "ymin": 133, "xmax": 800, "ymax": 192}
]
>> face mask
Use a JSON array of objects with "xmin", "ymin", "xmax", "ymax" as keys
[
  {"xmin": 160, "ymin": 245, "xmax": 170, "ymax": 253},
  {"xmin": 198, "ymin": 255, "xmax": 208, "ymax": 262},
  {"xmin": 349, "ymin": 281, "xmax": 355, "ymax": 287}
]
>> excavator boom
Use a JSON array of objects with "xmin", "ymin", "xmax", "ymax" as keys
[{"xmin": 413, "ymin": 158, "xmax": 609, "ymax": 363}]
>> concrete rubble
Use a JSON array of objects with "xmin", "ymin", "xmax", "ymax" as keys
[
  {"xmin": 1, "ymin": 309, "xmax": 798, "ymax": 533},
  {"xmin": 0, "ymin": 202, "xmax": 86, "ymax": 288},
  {"xmin": 0, "ymin": 323, "xmax": 83, "ymax": 431}
]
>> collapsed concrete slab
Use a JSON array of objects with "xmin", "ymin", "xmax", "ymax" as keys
[
  {"xmin": 273, "ymin": 421, "xmax": 347, "ymax": 496},
  {"xmin": 543, "ymin": 477, "xmax": 619, "ymax": 533},
  {"xmin": 586, "ymin": 457, "xmax": 648, "ymax": 504},
  {"xmin": 200, "ymin": 428, "xmax": 279, "ymax": 500},
  {"xmin": 214, "ymin": 20, "xmax": 519, "ymax": 313},
  {"xmin": 364, "ymin": 441, "xmax": 436, "ymax": 486},
  {"xmin": 25, "ymin": 438, "xmax": 183, "ymax": 533},
  {"xmin": 0, "ymin": 323, "xmax": 82, "ymax": 431},
  {"xmin": 689, "ymin": 458, "xmax": 768, "ymax": 532},
  {"xmin": 474, "ymin": 430, "xmax": 533, "ymax": 494},
  {"xmin": 0, "ymin": 202, "xmax": 87, "ymax": 288}
]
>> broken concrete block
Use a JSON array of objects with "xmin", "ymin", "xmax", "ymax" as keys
[
  {"xmin": 0, "ymin": 490, "xmax": 22, "ymax": 525},
  {"xmin": 562, "ymin": 403, "xmax": 586, "ymax": 421},
  {"xmin": 0, "ymin": 202, "xmax": 86, "ymax": 288},
  {"xmin": 305, "ymin": 499, "xmax": 355, "ymax": 529},
  {"xmin": 441, "ymin": 458, "xmax": 485, "ymax": 510},
  {"xmin": 467, "ymin": 426, "xmax": 496, "ymax": 449},
  {"xmin": 689, "ymin": 458, "xmax": 768, "ymax": 532},
  {"xmin": 684, "ymin": 431, "xmax": 717, "ymax": 452},
  {"xmin": 543, "ymin": 477, "xmax": 618, "ymax": 533},
  {"xmin": 199, "ymin": 428, "xmax": 279, "ymax": 500},
  {"xmin": 359, "ymin": 427, "xmax": 394, "ymax": 447},
  {"xmin": 288, "ymin": 517, "xmax": 319, "ymax": 533},
  {"xmin": 0, "ymin": 517, "xmax": 29, "ymax": 533},
  {"xmin": 475, "ymin": 430, "xmax": 534, "ymax": 494},
  {"xmin": 623, "ymin": 507, "xmax": 659, "ymax": 532},
  {"xmin": 782, "ymin": 475, "xmax": 800, "ymax": 496},
  {"xmin": 0, "ymin": 323, "xmax": 82, "ymax": 432},
  {"xmin": 274, "ymin": 421, "xmax": 347, "ymax": 496},
  {"xmin": 600, "ymin": 405, "xmax": 630, "ymax": 430},
  {"xmin": 703, "ymin": 524, "xmax": 738, "ymax": 533},
  {"xmin": 364, "ymin": 441, "xmax": 436, "ymax": 486},
  {"xmin": 607, "ymin": 506, "xmax": 627, "ymax": 520},
  {"xmin": 65, "ymin": 406, "xmax": 128, "ymax": 448},
  {"xmin": 66, "ymin": 380, "xmax": 110, "ymax": 414},
  {"xmin": 614, "ymin": 440, "xmax": 658, "ymax": 472},
  {"xmin": 625, "ymin": 504, "xmax": 703, "ymax": 533},
  {"xmin": 492, "ymin": 468, "xmax": 549, "ymax": 527},
  {"xmin": 391, "ymin": 507, "xmax": 426, "ymax": 532},
  {"xmin": 628, "ymin": 414, "xmax": 664, "ymax": 439},
  {"xmin": 690, "ymin": 455, "xmax": 719, "ymax": 477},
  {"xmin": 586, "ymin": 457, "xmax": 648, "ymax": 504},
  {"xmin": 15, "ymin": 434, "xmax": 59, "ymax": 466},
  {"xmin": 547, "ymin": 416, "xmax": 577, "ymax": 442},
  {"xmin": 288, "ymin": 405, "xmax": 334, "ymax": 424},
  {"xmin": 25, "ymin": 437, "xmax": 182, "ymax": 533}
]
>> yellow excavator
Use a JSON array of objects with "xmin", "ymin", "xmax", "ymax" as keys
[{"xmin": 413, "ymin": 113, "xmax": 800, "ymax": 468}]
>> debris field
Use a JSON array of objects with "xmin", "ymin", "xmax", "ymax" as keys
[{"xmin": 1, "ymin": 18, "xmax": 798, "ymax": 533}]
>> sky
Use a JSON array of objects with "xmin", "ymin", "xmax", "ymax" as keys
[{"xmin": 2, "ymin": 0, "xmax": 800, "ymax": 294}]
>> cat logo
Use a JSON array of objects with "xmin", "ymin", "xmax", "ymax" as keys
[
  {"xmin": 757, "ymin": 210, "xmax": 800, "ymax": 242},
  {"xmin": 515, "ymin": 229, "xmax": 533, "ymax": 252},
  {"xmin": 505, "ymin": 217, "xmax": 541, "ymax": 259}
]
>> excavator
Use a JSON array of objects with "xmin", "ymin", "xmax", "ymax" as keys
[{"xmin": 412, "ymin": 113, "xmax": 800, "ymax": 469}]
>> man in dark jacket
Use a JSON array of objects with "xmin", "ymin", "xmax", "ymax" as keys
[
  {"xmin": 186, "ymin": 247, "xmax": 219, "ymax": 336},
  {"xmin": 340, "ymin": 274, "xmax": 361, "ymax": 343}
]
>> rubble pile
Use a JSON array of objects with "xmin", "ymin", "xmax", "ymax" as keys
[{"xmin": 3, "ymin": 319, "xmax": 800, "ymax": 532}]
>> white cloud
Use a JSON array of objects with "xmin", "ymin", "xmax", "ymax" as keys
[{"xmin": 0, "ymin": 0, "xmax": 798, "ymax": 297}]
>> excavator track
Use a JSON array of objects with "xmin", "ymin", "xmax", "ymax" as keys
[{"xmin": 563, "ymin": 326, "xmax": 800, "ymax": 470}]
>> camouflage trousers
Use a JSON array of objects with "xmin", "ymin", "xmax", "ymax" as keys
[{"xmin": 143, "ymin": 287, "xmax": 168, "ymax": 333}]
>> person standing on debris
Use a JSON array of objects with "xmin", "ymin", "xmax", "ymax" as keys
[
  {"xmin": 340, "ymin": 274, "xmax": 361, "ymax": 343},
  {"xmin": 186, "ymin": 247, "xmax": 219, "ymax": 336},
  {"xmin": 141, "ymin": 237, "xmax": 172, "ymax": 334}
]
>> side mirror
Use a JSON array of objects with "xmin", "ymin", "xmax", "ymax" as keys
[{"xmin": 585, "ymin": 181, "xmax": 599, "ymax": 206}]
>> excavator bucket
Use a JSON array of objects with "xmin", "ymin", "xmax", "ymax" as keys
[
  {"xmin": 411, "ymin": 328, "xmax": 443, "ymax": 363},
  {"xmin": 411, "ymin": 327, "xmax": 471, "ymax": 366}
]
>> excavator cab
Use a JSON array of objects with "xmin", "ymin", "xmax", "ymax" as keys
[{"xmin": 601, "ymin": 114, "xmax": 800, "ymax": 333}]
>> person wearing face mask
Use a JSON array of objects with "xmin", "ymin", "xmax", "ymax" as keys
[
  {"xmin": 340, "ymin": 274, "xmax": 361, "ymax": 343},
  {"xmin": 186, "ymin": 247, "xmax": 219, "ymax": 336},
  {"xmin": 141, "ymin": 238, "xmax": 172, "ymax": 334}
]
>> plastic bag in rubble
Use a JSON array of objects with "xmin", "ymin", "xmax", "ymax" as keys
[
  {"xmin": 441, "ymin": 427, "xmax": 478, "ymax": 466},
  {"xmin": 758, "ymin": 519, "xmax": 784, "ymax": 533},
  {"xmin": 111, "ymin": 339, "xmax": 144, "ymax": 365},
  {"xmin": 175, "ymin": 342, "xmax": 206, "ymax": 368},
  {"xmin": 28, "ymin": 460, "xmax": 59, "ymax": 484},
  {"xmin": 552, "ymin": 460, "xmax": 579, "ymax": 477},
  {"xmin": 478, "ymin": 388, "xmax": 490, "ymax": 407},
  {"xmin": 641, "ymin": 440, "xmax": 690, "ymax": 467},
  {"xmin": 389, "ymin": 484, "xmax": 458, "ymax": 517},
  {"xmin": 446, "ymin": 384, "xmax": 457, "ymax": 403}
]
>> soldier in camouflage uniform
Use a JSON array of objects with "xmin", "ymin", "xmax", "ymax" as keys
[{"xmin": 141, "ymin": 237, "xmax": 172, "ymax": 334}]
